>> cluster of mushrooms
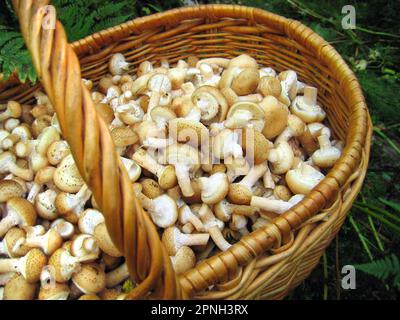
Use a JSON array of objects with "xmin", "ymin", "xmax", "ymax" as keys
[{"xmin": 0, "ymin": 53, "xmax": 343, "ymax": 300}]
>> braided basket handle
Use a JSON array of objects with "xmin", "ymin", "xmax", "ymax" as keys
[{"xmin": 12, "ymin": 0, "xmax": 180, "ymax": 299}]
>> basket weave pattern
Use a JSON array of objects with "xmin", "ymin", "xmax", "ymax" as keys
[{"xmin": 1, "ymin": 2, "xmax": 371, "ymax": 299}]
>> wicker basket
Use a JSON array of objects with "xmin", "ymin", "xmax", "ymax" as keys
[{"xmin": 1, "ymin": 2, "xmax": 371, "ymax": 300}]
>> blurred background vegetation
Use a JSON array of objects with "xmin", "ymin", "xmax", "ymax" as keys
[{"xmin": 0, "ymin": 0, "xmax": 399, "ymax": 299}]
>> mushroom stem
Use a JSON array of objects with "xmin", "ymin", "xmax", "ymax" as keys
[
  {"xmin": 304, "ymin": 86, "xmax": 318, "ymax": 106},
  {"xmin": 240, "ymin": 162, "xmax": 267, "ymax": 190},
  {"xmin": 174, "ymin": 163, "xmax": 193, "ymax": 197},
  {"xmin": 250, "ymin": 196, "xmax": 293, "ymax": 214},
  {"xmin": 105, "ymin": 262, "xmax": 129, "ymax": 288},
  {"xmin": 143, "ymin": 137, "xmax": 173, "ymax": 149}
]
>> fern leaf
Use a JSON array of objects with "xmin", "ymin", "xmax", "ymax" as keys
[{"xmin": 355, "ymin": 255, "xmax": 400, "ymax": 288}]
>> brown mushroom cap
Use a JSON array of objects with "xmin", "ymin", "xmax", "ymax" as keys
[
  {"xmin": 258, "ymin": 76, "xmax": 282, "ymax": 97},
  {"xmin": 3, "ymin": 273, "xmax": 37, "ymax": 300},
  {"xmin": 259, "ymin": 96, "xmax": 289, "ymax": 139},
  {"xmin": 2, "ymin": 227, "xmax": 30, "ymax": 257},
  {"xmin": 39, "ymin": 282, "xmax": 70, "ymax": 300},
  {"xmin": 227, "ymin": 183, "xmax": 252, "ymax": 205},
  {"xmin": 228, "ymin": 54, "xmax": 258, "ymax": 69},
  {"xmin": 93, "ymin": 223, "xmax": 122, "ymax": 257},
  {"xmin": 110, "ymin": 126, "xmax": 139, "ymax": 147},
  {"xmin": 72, "ymin": 263, "xmax": 106, "ymax": 294},
  {"xmin": 241, "ymin": 128, "xmax": 273, "ymax": 165},
  {"xmin": 95, "ymin": 103, "xmax": 114, "ymax": 124},
  {"xmin": 231, "ymin": 68, "xmax": 260, "ymax": 96},
  {"xmin": 53, "ymin": 155, "xmax": 85, "ymax": 193},
  {"xmin": 198, "ymin": 172, "xmax": 229, "ymax": 205},
  {"xmin": 158, "ymin": 165, "xmax": 178, "ymax": 190},
  {"xmin": 22, "ymin": 248, "xmax": 48, "ymax": 283},
  {"xmin": 169, "ymin": 118, "xmax": 208, "ymax": 148},
  {"xmin": 141, "ymin": 178, "xmax": 164, "ymax": 199},
  {"xmin": 7, "ymin": 197, "xmax": 37, "ymax": 227},
  {"xmin": 78, "ymin": 294, "xmax": 101, "ymax": 300},
  {"xmin": 0, "ymin": 179, "xmax": 24, "ymax": 202}
]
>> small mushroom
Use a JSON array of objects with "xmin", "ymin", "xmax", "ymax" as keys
[
  {"xmin": 53, "ymin": 154, "xmax": 84, "ymax": 193},
  {"xmin": 163, "ymin": 144, "xmax": 201, "ymax": 197},
  {"xmin": 109, "ymin": 53, "xmax": 130, "ymax": 76},
  {"xmin": 191, "ymin": 85, "xmax": 228, "ymax": 123},
  {"xmin": 115, "ymin": 102, "xmax": 145, "ymax": 125},
  {"xmin": 197, "ymin": 172, "xmax": 229, "ymax": 205},
  {"xmin": 132, "ymin": 148, "xmax": 177, "ymax": 190},
  {"xmin": 72, "ymin": 263, "xmax": 106, "ymax": 295},
  {"xmin": 278, "ymin": 70, "xmax": 298, "ymax": 106},
  {"xmin": 0, "ymin": 248, "xmax": 47, "ymax": 283},
  {"xmin": 290, "ymin": 86, "xmax": 326, "ymax": 123},
  {"xmin": 168, "ymin": 118, "xmax": 209, "ymax": 148},
  {"xmin": 241, "ymin": 127, "xmax": 273, "ymax": 165},
  {"xmin": 267, "ymin": 141, "xmax": 294, "ymax": 175},
  {"xmin": 50, "ymin": 218, "xmax": 75, "ymax": 240},
  {"xmin": 93, "ymin": 223, "xmax": 122, "ymax": 257},
  {"xmin": 170, "ymin": 246, "xmax": 196, "ymax": 275},
  {"xmin": 0, "ymin": 179, "xmax": 24, "ymax": 203},
  {"xmin": 27, "ymin": 166, "xmax": 56, "ymax": 203},
  {"xmin": 120, "ymin": 157, "xmax": 141, "ymax": 183},
  {"xmin": 70, "ymin": 234, "xmax": 100, "ymax": 262},
  {"xmin": 0, "ymin": 151, "xmax": 33, "ymax": 181},
  {"xmin": 140, "ymin": 193, "xmax": 178, "ymax": 228},
  {"xmin": 311, "ymin": 134, "xmax": 342, "ymax": 168},
  {"xmin": 212, "ymin": 129, "xmax": 243, "ymax": 161},
  {"xmin": 78, "ymin": 209, "xmax": 105, "ymax": 235},
  {"xmin": 214, "ymin": 199, "xmax": 258, "ymax": 222},
  {"xmin": 162, "ymin": 226, "xmax": 210, "ymax": 255},
  {"xmin": 35, "ymin": 189, "xmax": 58, "ymax": 220},
  {"xmin": 258, "ymin": 76, "xmax": 282, "ymax": 97},
  {"xmin": 140, "ymin": 178, "xmax": 164, "ymax": 199},
  {"xmin": 0, "ymin": 198, "xmax": 37, "ymax": 238},
  {"xmin": 228, "ymin": 162, "xmax": 267, "ymax": 205},
  {"xmin": 0, "ymin": 227, "xmax": 30, "ymax": 258},
  {"xmin": 259, "ymin": 96, "xmax": 289, "ymax": 139},
  {"xmin": 220, "ymin": 66, "xmax": 260, "ymax": 96},
  {"xmin": 147, "ymin": 73, "xmax": 172, "ymax": 112},
  {"xmin": 198, "ymin": 204, "xmax": 231, "ymax": 252},
  {"xmin": 224, "ymin": 101, "xmax": 265, "ymax": 130},
  {"xmin": 24, "ymin": 227, "xmax": 63, "ymax": 255},
  {"xmin": 46, "ymin": 140, "xmax": 70, "ymax": 166},
  {"xmin": 150, "ymin": 106, "xmax": 176, "ymax": 130},
  {"xmin": 178, "ymin": 205, "xmax": 205, "ymax": 232},
  {"xmin": 2, "ymin": 273, "xmax": 37, "ymax": 300},
  {"xmin": 225, "ymin": 156, "xmax": 250, "ymax": 183},
  {"xmin": 0, "ymin": 101, "xmax": 22, "ymax": 122},
  {"xmin": 286, "ymin": 162, "xmax": 325, "ymax": 195}
]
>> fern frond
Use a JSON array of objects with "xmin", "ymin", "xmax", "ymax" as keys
[{"xmin": 355, "ymin": 254, "xmax": 400, "ymax": 288}]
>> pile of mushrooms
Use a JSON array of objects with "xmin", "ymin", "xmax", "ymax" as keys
[{"xmin": 0, "ymin": 53, "xmax": 342, "ymax": 299}]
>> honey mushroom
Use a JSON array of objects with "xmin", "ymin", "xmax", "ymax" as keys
[
  {"xmin": 23, "ymin": 226, "xmax": 63, "ymax": 255},
  {"xmin": 2, "ymin": 273, "xmax": 37, "ymax": 300},
  {"xmin": 290, "ymin": 86, "xmax": 326, "ymax": 123},
  {"xmin": 170, "ymin": 246, "xmax": 196, "ymax": 275},
  {"xmin": 178, "ymin": 205, "xmax": 205, "ymax": 232},
  {"xmin": 105, "ymin": 262, "xmax": 129, "ymax": 288},
  {"xmin": 162, "ymin": 226, "xmax": 210, "ymax": 256},
  {"xmin": 0, "ymin": 179, "xmax": 24, "ymax": 203},
  {"xmin": 250, "ymin": 194, "xmax": 304, "ymax": 215},
  {"xmin": 197, "ymin": 172, "xmax": 229, "ymax": 205},
  {"xmin": 0, "ymin": 227, "xmax": 30, "ymax": 258}
]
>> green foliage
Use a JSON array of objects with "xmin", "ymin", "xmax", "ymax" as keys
[{"xmin": 355, "ymin": 255, "xmax": 400, "ymax": 290}]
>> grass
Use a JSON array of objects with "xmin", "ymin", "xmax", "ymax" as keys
[{"xmin": 1, "ymin": 0, "xmax": 399, "ymax": 300}]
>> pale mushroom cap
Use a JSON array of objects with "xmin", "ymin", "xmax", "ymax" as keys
[
  {"xmin": 3, "ymin": 274, "xmax": 37, "ymax": 300},
  {"xmin": 231, "ymin": 68, "xmax": 260, "ymax": 96},
  {"xmin": 228, "ymin": 183, "xmax": 252, "ymax": 205},
  {"xmin": 228, "ymin": 54, "xmax": 259, "ymax": 69},
  {"xmin": 198, "ymin": 172, "xmax": 229, "ymax": 205},
  {"xmin": 53, "ymin": 155, "xmax": 84, "ymax": 193},
  {"xmin": 48, "ymin": 248, "xmax": 79, "ymax": 283},
  {"xmin": 191, "ymin": 85, "xmax": 228, "ymax": 122},
  {"xmin": 171, "ymin": 246, "xmax": 196, "ymax": 275},
  {"xmin": 109, "ymin": 53, "xmax": 129, "ymax": 76},
  {"xmin": 285, "ymin": 163, "xmax": 325, "ymax": 195},
  {"xmin": 150, "ymin": 106, "xmax": 176, "ymax": 125},
  {"xmin": 149, "ymin": 194, "xmax": 178, "ymax": 228},
  {"xmin": 268, "ymin": 141, "xmax": 294, "ymax": 175},
  {"xmin": 259, "ymin": 96, "xmax": 289, "ymax": 139},
  {"xmin": 72, "ymin": 263, "xmax": 106, "ymax": 295}
]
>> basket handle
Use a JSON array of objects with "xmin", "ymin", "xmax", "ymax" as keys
[{"xmin": 11, "ymin": 0, "xmax": 180, "ymax": 299}]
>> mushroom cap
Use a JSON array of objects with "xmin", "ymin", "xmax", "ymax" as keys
[
  {"xmin": 191, "ymin": 85, "xmax": 228, "ymax": 122},
  {"xmin": 285, "ymin": 162, "xmax": 325, "ymax": 195},
  {"xmin": 198, "ymin": 172, "xmax": 229, "ymax": 205},
  {"xmin": 158, "ymin": 165, "xmax": 178, "ymax": 190},
  {"xmin": 226, "ymin": 101, "xmax": 265, "ymax": 122},
  {"xmin": 48, "ymin": 248, "xmax": 79, "ymax": 283},
  {"xmin": 161, "ymin": 226, "xmax": 180, "ymax": 255},
  {"xmin": 268, "ymin": 141, "xmax": 294, "ymax": 175},
  {"xmin": 241, "ymin": 128, "xmax": 273, "ymax": 165},
  {"xmin": 231, "ymin": 68, "xmax": 260, "ymax": 96},
  {"xmin": 2, "ymin": 227, "xmax": 30, "ymax": 257},
  {"xmin": 0, "ymin": 179, "xmax": 24, "ymax": 202},
  {"xmin": 150, "ymin": 106, "xmax": 176, "ymax": 124},
  {"xmin": 7, "ymin": 197, "xmax": 37, "ymax": 227},
  {"xmin": 35, "ymin": 189, "xmax": 58, "ymax": 220},
  {"xmin": 273, "ymin": 185, "xmax": 292, "ymax": 201},
  {"xmin": 259, "ymin": 96, "xmax": 289, "ymax": 139},
  {"xmin": 39, "ymin": 282, "xmax": 70, "ymax": 300},
  {"xmin": 228, "ymin": 183, "xmax": 252, "ymax": 205},
  {"xmin": 22, "ymin": 248, "xmax": 48, "ymax": 283},
  {"xmin": 72, "ymin": 263, "xmax": 106, "ymax": 294},
  {"xmin": 3, "ymin": 273, "xmax": 37, "ymax": 300},
  {"xmin": 169, "ymin": 118, "xmax": 208, "ymax": 147},
  {"xmin": 258, "ymin": 76, "xmax": 282, "ymax": 97},
  {"xmin": 53, "ymin": 155, "xmax": 84, "ymax": 193},
  {"xmin": 171, "ymin": 246, "xmax": 196, "ymax": 275},
  {"xmin": 109, "ymin": 53, "xmax": 129, "ymax": 76},
  {"xmin": 228, "ymin": 54, "xmax": 258, "ymax": 69},
  {"xmin": 141, "ymin": 178, "xmax": 164, "ymax": 199},
  {"xmin": 212, "ymin": 129, "xmax": 242, "ymax": 160},
  {"xmin": 95, "ymin": 103, "xmax": 115, "ymax": 124},
  {"xmin": 148, "ymin": 73, "xmax": 172, "ymax": 92},
  {"xmin": 47, "ymin": 140, "xmax": 70, "ymax": 166},
  {"xmin": 110, "ymin": 126, "xmax": 139, "ymax": 147},
  {"xmin": 311, "ymin": 145, "xmax": 341, "ymax": 168},
  {"xmin": 93, "ymin": 223, "xmax": 122, "ymax": 257},
  {"xmin": 290, "ymin": 95, "xmax": 326, "ymax": 123},
  {"xmin": 180, "ymin": 179, "xmax": 202, "ymax": 204},
  {"xmin": 149, "ymin": 194, "xmax": 178, "ymax": 228},
  {"xmin": 278, "ymin": 70, "xmax": 298, "ymax": 103}
]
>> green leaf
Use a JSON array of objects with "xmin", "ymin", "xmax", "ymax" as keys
[{"xmin": 379, "ymin": 198, "xmax": 400, "ymax": 213}]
